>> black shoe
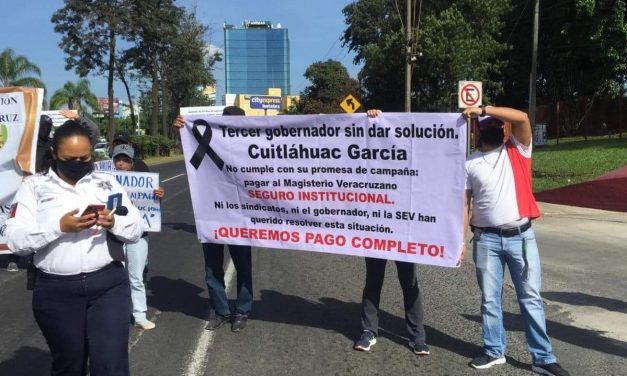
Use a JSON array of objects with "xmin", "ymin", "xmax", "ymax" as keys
[
  {"xmin": 409, "ymin": 341, "xmax": 430, "ymax": 355},
  {"xmin": 205, "ymin": 315, "xmax": 230, "ymax": 330},
  {"xmin": 231, "ymin": 315, "xmax": 248, "ymax": 332},
  {"xmin": 469, "ymin": 354, "xmax": 506, "ymax": 369},
  {"xmin": 532, "ymin": 363, "xmax": 570, "ymax": 376},
  {"xmin": 353, "ymin": 330, "xmax": 377, "ymax": 351}
]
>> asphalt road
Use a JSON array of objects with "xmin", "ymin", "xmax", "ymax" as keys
[{"xmin": 0, "ymin": 160, "xmax": 625, "ymax": 375}]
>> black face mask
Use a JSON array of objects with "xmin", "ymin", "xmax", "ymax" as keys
[
  {"xmin": 479, "ymin": 126, "xmax": 505, "ymax": 147},
  {"xmin": 55, "ymin": 159, "xmax": 93, "ymax": 182}
]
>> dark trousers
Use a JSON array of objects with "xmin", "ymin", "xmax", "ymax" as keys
[
  {"xmin": 202, "ymin": 243, "xmax": 253, "ymax": 317},
  {"xmin": 360, "ymin": 257, "xmax": 426, "ymax": 344},
  {"xmin": 33, "ymin": 262, "xmax": 131, "ymax": 376}
]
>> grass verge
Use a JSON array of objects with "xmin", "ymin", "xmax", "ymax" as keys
[
  {"xmin": 144, "ymin": 153, "xmax": 184, "ymax": 166},
  {"xmin": 532, "ymin": 136, "xmax": 627, "ymax": 192}
]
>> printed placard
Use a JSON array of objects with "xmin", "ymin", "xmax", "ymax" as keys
[{"xmin": 103, "ymin": 171, "xmax": 161, "ymax": 232}]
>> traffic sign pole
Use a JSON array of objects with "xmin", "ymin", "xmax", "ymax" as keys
[{"xmin": 458, "ymin": 81, "xmax": 483, "ymax": 156}]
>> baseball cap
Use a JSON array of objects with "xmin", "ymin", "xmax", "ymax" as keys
[
  {"xmin": 478, "ymin": 116, "xmax": 504, "ymax": 128},
  {"xmin": 112, "ymin": 144, "xmax": 135, "ymax": 159}
]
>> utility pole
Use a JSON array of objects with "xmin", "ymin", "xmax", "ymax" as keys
[
  {"xmin": 405, "ymin": 0, "xmax": 412, "ymax": 112},
  {"xmin": 528, "ymin": 0, "xmax": 539, "ymax": 128}
]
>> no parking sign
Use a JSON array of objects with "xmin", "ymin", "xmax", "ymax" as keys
[{"xmin": 458, "ymin": 81, "xmax": 482, "ymax": 108}]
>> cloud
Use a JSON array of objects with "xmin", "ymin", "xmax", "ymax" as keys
[{"xmin": 204, "ymin": 44, "xmax": 222, "ymax": 56}]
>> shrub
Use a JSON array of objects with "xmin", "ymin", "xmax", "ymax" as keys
[{"xmin": 130, "ymin": 135, "xmax": 176, "ymax": 158}]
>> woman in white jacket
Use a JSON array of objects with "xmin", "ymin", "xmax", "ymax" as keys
[{"xmin": 6, "ymin": 120, "xmax": 144, "ymax": 376}]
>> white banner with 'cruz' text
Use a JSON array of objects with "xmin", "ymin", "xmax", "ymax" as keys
[
  {"xmin": 180, "ymin": 112, "xmax": 466, "ymax": 267},
  {"xmin": 0, "ymin": 87, "xmax": 43, "ymax": 253}
]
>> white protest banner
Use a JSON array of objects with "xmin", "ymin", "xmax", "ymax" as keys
[
  {"xmin": 180, "ymin": 113, "xmax": 466, "ymax": 267},
  {"xmin": 94, "ymin": 159, "xmax": 115, "ymax": 171},
  {"xmin": 180, "ymin": 106, "xmax": 226, "ymax": 116},
  {"xmin": 0, "ymin": 87, "xmax": 43, "ymax": 253},
  {"xmin": 103, "ymin": 171, "xmax": 161, "ymax": 232},
  {"xmin": 41, "ymin": 109, "xmax": 78, "ymax": 127}
]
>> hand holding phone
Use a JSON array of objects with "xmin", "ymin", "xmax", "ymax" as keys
[
  {"xmin": 61, "ymin": 207, "xmax": 100, "ymax": 233},
  {"xmin": 81, "ymin": 204, "xmax": 106, "ymax": 218}
]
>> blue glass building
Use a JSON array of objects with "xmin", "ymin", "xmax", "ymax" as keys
[{"xmin": 224, "ymin": 21, "xmax": 290, "ymax": 95}]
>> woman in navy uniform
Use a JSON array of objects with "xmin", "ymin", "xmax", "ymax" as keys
[{"xmin": 6, "ymin": 120, "xmax": 144, "ymax": 376}]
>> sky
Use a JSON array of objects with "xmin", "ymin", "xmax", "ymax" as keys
[{"xmin": 0, "ymin": 0, "xmax": 361, "ymax": 105}]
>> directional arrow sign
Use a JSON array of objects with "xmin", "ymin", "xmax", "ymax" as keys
[
  {"xmin": 347, "ymin": 98, "xmax": 355, "ymax": 110},
  {"xmin": 340, "ymin": 94, "xmax": 361, "ymax": 113},
  {"xmin": 458, "ymin": 81, "xmax": 482, "ymax": 109}
]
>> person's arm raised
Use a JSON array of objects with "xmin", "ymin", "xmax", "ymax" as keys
[{"xmin": 483, "ymin": 106, "xmax": 532, "ymax": 146}]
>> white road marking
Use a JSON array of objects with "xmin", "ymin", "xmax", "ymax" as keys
[
  {"xmin": 548, "ymin": 300, "xmax": 627, "ymax": 342},
  {"xmin": 162, "ymin": 173, "xmax": 185, "ymax": 183},
  {"xmin": 184, "ymin": 259, "xmax": 235, "ymax": 376}
]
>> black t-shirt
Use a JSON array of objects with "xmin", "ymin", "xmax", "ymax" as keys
[{"xmin": 133, "ymin": 158, "xmax": 150, "ymax": 172}]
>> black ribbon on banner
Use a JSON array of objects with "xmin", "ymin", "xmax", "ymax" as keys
[{"xmin": 189, "ymin": 119, "xmax": 225, "ymax": 170}]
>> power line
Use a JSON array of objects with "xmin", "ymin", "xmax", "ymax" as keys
[{"xmin": 393, "ymin": 0, "xmax": 405, "ymax": 29}]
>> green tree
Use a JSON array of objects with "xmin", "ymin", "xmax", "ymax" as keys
[
  {"xmin": 52, "ymin": 0, "xmax": 131, "ymax": 142},
  {"xmin": 115, "ymin": 55, "xmax": 139, "ymax": 129},
  {"xmin": 162, "ymin": 9, "xmax": 221, "ymax": 131},
  {"xmin": 0, "ymin": 48, "xmax": 45, "ymax": 89},
  {"xmin": 500, "ymin": 1, "xmax": 627, "ymax": 105},
  {"xmin": 292, "ymin": 59, "xmax": 361, "ymax": 114},
  {"xmin": 341, "ymin": 0, "xmax": 406, "ymax": 111},
  {"xmin": 122, "ymin": 0, "xmax": 182, "ymax": 136},
  {"xmin": 539, "ymin": 1, "xmax": 627, "ymax": 99},
  {"xmin": 49, "ymin": 78, "xmax": 99, "ymax": 113},
  {"xmin": 414, "ymin": 1, "xmax": 510, "ymax": 110},
  {"xmin": 342, "ymin": 0, "xmax": 510, "ymax": 111}
]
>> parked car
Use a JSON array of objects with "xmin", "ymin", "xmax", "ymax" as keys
[{"xmin": 93, "ymin": 142, "xmax": 109, "ymax": 157}]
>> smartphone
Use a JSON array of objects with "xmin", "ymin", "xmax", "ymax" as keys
[{"xmin": 81, "ymin": 204, "xmax": 105, "ymax": 217}]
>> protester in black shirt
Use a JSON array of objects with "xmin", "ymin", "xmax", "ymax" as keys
[{"xmin": 111, "ymin": 132, "xmax": 149, "ymax": 172}]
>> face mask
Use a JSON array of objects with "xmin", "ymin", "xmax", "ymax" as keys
[
  {"xmin": 479, "ymin": 126, "xmax": 505, "ymax": 146},
  {"xmin": 55, "ymin": 159, "xmax": 93, "ymax": 182}
]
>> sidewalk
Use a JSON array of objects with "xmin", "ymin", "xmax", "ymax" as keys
[{"xmin": 538, "ymin": 202, "xmax": 627, "ymax": 223}]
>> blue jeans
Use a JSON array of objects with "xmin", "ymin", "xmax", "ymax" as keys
[
  {"xmin": 125, "ymin": 237, "xmax": 149, "ymax": 321},
  {"xmin": 202, "ymin": 243, "xmax": 252, "ymax": 318},
  {"xmin": 473, "ymin": 227, "xmax": 556, "ymax": 365}
]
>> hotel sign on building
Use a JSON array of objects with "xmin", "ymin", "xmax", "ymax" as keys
[{"xmin": 249, "ymin": 96, "xmax": 282, "ymax": 110}]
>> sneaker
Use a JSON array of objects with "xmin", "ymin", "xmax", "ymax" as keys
[
  {"xmin": 205, "ymin": 315, "xmax": 231, "ymax": 330},
  {"xmin": 409, "ymin": 341, "xmax": 430, "ymax": 355},
  {"xmin": 469, "ymin": 354, "xmax": 506, "ymax": 369},
  {"xmin": 7, "ymin": 262, "xmax": 18, "ymax": 272},
  {"xmin": 231, "ymin": 315, "xmax": 248, "ymax": 332},
  {"xmin": 134, "ymin": 319, "xmax": 156, "ymax": 330},
  {"xmin": 353, "ymin": 330, "xmax": 377, "ymax": 351},
  {"xmin": 531, "ymin": 363, "xmax": 570, "ymax": 376}
]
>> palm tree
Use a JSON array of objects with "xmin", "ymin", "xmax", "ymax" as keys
[
  {"xmin": 50, "ymin": 79, "xmax": 99, "ymax": 113},
  {"xmin": 0, "ymin": 48, "xmax": 45, "ymax": 88}
]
